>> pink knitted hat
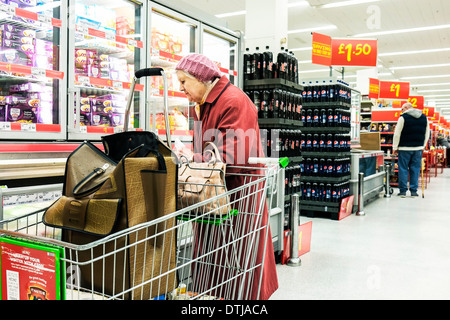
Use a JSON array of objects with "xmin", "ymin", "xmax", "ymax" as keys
[{"xmin": 175, "ymin": 54, "xmax": 222, "ymax": 83}]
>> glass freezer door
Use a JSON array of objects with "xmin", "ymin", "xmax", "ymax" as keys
[
  {"xmin": 68, "ymin": 0, "xmax": 146, "ymax": 141},
  {"xmin": 0, "ymin": 0, "xmax": 67, "ymax": 140},
  {"xmin": 148, "ymin": 5, "xmax": 198, "ymax": 140},
  {"xmin": 201, "ymin": 25, "xmax": 240, "ymax": 88}
]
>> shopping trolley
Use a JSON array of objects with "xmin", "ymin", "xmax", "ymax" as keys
[
  {"xmin": 0, "ymin": 160, "xmax": 279, "ymax": 300},
  {"xmin": 0, "ymin": 66, "xmax": 280, "ymax": 300}
]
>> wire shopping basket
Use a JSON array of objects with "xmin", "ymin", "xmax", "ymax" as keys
[{"xmin": 0, "ymin": 161, "xmax": 280, "ymax": 300}]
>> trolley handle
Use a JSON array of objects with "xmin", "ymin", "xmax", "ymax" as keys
[
  {"xmin": 248, "ymin": 157, "xmax": 289, "ymax": 168},
  {"xmin": 135, "ymin": 67, "xmax": 164, "ymax": 79},
  {"xmin": 125, "ymin": 67, "xmax": 171, "ymax": 147}
]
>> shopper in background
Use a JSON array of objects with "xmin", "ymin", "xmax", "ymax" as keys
[
  {"xmin": 175, "ymin": 53, "xmax": 278, "ymax": 300},
  {"xmin": 393, "ymin": 102, "xmax": 430, "ymax": 197},
  {"xmin": 436, "ymin": 133, "xmax": 450, "ymax": 167}
]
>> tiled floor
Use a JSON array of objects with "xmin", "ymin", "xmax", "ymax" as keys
[{"xmin": 270, "ymin": 168, "xmax": 450, "ymax": 300}]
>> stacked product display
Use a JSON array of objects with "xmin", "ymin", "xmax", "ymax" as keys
[
  {"xmin": 244, "ymin": 46, "xmax": 299, "ymax": 83},
  {"xmin": 72, "ymin": 1, "xmax": 141, "ymax": 130},
  {"xmin": 246, "ymin": 89, "xmax": 302, "ymax": 121},
  {"xmin": 0, "ymin": 17, "xmax": 58, "ymax": 124},
  {"xmin": 244, "ymin": 47, "xmax": 303, "ymax": 231},
  {"xmin": 299, "ymin": 80, "xmax": 353, "ymax": 220}
]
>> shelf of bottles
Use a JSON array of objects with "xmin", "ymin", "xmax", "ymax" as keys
[
  {"xmin": 298, "ymin": 80, "xmax": 352, "ymax": 217},
  {"xmin": 243, "ymin": 47, "xmax": 304, "ymax": 209}
]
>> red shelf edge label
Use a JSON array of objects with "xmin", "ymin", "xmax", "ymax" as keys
[
  {"xmin": 76, "ymin": 24, "xmax": 144, "ymax": 49},
  {"xmin": 14, "ymin": 7, "xmax": 62, "ymax": 28},
  {"xmin": 0, "ymin": 62, "xmax": 64, "ymax": 80},
  {"xmin": 75, "ymin": 75, "xmax": 144, "ymax": 92}
]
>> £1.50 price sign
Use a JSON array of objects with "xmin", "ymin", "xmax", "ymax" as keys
[{"xmin": 331, "ymin": 39, "xmax": 377, "ymax": 67}]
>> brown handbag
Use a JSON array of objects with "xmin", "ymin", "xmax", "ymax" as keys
[
  {"xmin": 43, "ymin": 140, "xmax": 177, "ymax": 299},
  {"xmin": 177, "ymin": 142, "xmax": 230, "ymax": 216}
]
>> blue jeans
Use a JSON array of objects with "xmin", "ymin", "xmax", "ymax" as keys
[{"xmin": 397, "ymin": 150, "xmax": 423, "ymax": 193}]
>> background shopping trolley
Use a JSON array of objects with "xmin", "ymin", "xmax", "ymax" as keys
[{"xmin": 0, "ymin": 159, "xmax": 280, "ymax": 300}]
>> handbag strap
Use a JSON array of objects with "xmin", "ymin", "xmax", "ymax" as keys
[
  {"xmin": 204, "ymin": 142, "xmax": 223, "ymax": 164},
  {"xmin": 72, "ymin": 146, "xmax": 166, "ymax": 197},
  {"xmin": 72, "ymin": 163, "xmax": 111, "ymax": 197}
]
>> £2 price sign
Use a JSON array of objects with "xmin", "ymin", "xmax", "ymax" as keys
[
  {"xmin": 408, "ymin": 96, "xmax": 424, "ymax": 110},
  {"xmin": 379, "ymin": 81, "xmax": 410, "ymax": 100},
  {"xmin": 331, "ymin": 38, "xmax": 377, "ymax": 67}
]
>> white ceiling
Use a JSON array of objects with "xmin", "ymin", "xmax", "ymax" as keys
[{"xmin": 173, "ymin": 0, "xmax": 450, "ymax": 116}]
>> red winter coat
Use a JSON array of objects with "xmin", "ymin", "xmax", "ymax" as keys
[{"xmin": 191, "ymin": 75, "xmax": 278, "ymax": 300}]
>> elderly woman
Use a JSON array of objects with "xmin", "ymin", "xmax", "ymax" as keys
[{"xmin": 175, "ymin": 53, "xmax": 278, "ymax": 300}]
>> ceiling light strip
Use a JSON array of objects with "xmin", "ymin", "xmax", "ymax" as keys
[{"xmin": 353, "ymin": 24, "xmax": 450, "ymax": 37}]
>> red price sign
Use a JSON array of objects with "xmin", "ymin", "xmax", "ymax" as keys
[
  {"xmin": 408, "ymin": 96, "xmax": 424, "ymax": 110},
  {"xmin": 371, "ymin": 110, "xmax": 401, "ymax": 122},
  {"xmin": 423, "ymin": 107, "xmax": 435, "ymax": 118},
  {"xmin": 312, "ymin": 33, "xmax": 332, "ymax": 66},
  {"xmin": 331, "ymin": 38, "xmax": 377, "ymax": 67},
  {"xmin": 368, "ymin": 78, "xmax": 379, "ymax": 99},
  {"xmin": 379, "ymin": 81, "xmax": 410, "ymax": 100}
]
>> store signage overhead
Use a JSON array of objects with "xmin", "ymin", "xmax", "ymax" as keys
[
  {"xmin": 312, "ymin": 33, "xmax": 377, "ymax": 67},
  {"xmin": 369, "ymin": 78, "xmax": 380, "ymax": 99},
  {"xmin": 408, "ymin": 96, "xmax": 425, "ymax": 110},
  {"xmin": 312, "ymin": 33, "xmax": 332, "ymax": 66},
  {"xmin": 378, "ymin": 81, "xmax": 410, "ymax": 100},
  {"xmin": 423, "ymin": 106, "xmax": 435, "ymax": 118},
  {"xmin": 371, "ymin": 109, "xmax": 401, "ymax": 122},
  {"xmin": 331, "ymin": 38, "xmax": 378, "ymax": 67}
]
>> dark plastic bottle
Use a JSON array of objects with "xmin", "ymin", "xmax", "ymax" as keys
[
  {"xmin": 326, "ymin": 133, "xmax": 333, "ymax": 151},
  {"xmin": 254, "ymin": 47, "xmax": 263, "ymax": 80},
  {"xmin": 320, "ymin": 81, "xmax": 329, "ymax": 102},
  {"xmin": 306, "ymin": 83, "xmax": 313, "ymax": 102},
  {"xmin": 262, "ymin": 90, "xmax": 270, "ymax": 119},
  {"xmin": 327, "ymin": 159, "xmax": 334, "ymax": 176},
  {"xmin": 325, "ymin": 183, "xmax": 332, "ymax": 202},
  {"xmin": 263, "ymin": 46, "xmax": 273, "ymax": 79},
  {"xmin": 254, "ymin": 90, "xmax": 262, "ymax": 118},
  {"xmin": 327, "ymin": 108, "xmax": 334, "ymax": 127},
  {"xmin": 291, "ymin": 51, "xmax": 299, "ymax": 84},
  {"xmin": 320, "ymin": 109, "xmax": 327, "ymax": 126},
  {"xmin": 319, "ymin": 133, "xmax": 325, "ymax": 151},
  {"xmin": 286, "ymin": 92, "xmax": 292, "ymax": 119},
  {"xmin": 306, "ymin": 182, "xmax": 312, "ymax": 200},
  {"xmin": 268, "ymin": 90, "xmax": 274, "ymax": 118},
  {"xmin": 312, "ymin": 182, "xmax": 318, "ymax": 200},
  {"xmin": 313, "ymin": 109, "xmax": 319, "ymax": 127},
  {"xmin": 329, "ymin": 81, "xmax": 336, "ymax": 102},
  {"xmin": 334, "ymin": 109, "xmax": 341, "ymax": 126},
  {"xmin": 306, "ymin": 134, "xmax": 312, "ymax": 151},
  {"xmin": 312, "ymin": 134, "xmax": 319, "ymax": 151},
  {"xmin": 319, "ymin": 158, "xmax": 325, "ymax": 176},
  {"xmin": 333, "ymin": 134, "xmax": 340, "ymax": 152},
  {"xmin": 272, "ymin": 89, "xmax": 280, "ymax": 119},
  {"xmin": 306, "ymin": 109, "xmax": 312, "ymax": 127},
  {"xmin": 277, "ymin": 47, "xmax": 287, "ymax": 80},
  {"xmin": 300, "ymin": 133, "xmax": 305, "ymax": 150},
  {"xmin": 313, "ymin": 82, "xmax": 319, "ymax": 102},
  {"xmin": 244, "ymin": 48, "xmax": 251, "ymax": 81},
  {"xmin": 281, "ymin": 90, "xmax": 286, "ymax": 119}
]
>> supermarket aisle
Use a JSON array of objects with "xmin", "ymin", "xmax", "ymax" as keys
[{"xmin": 271, "ymin": 168, "xmax": 450, "ymax": 300}]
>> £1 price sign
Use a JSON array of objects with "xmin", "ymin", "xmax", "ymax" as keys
[
  {"xmin": 331, "ymin": 38, "xmax": 377, "ymax": 67},
  {"xmin": 379, "ymin": 81, "xmax": 410, "ymax": 100}
]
